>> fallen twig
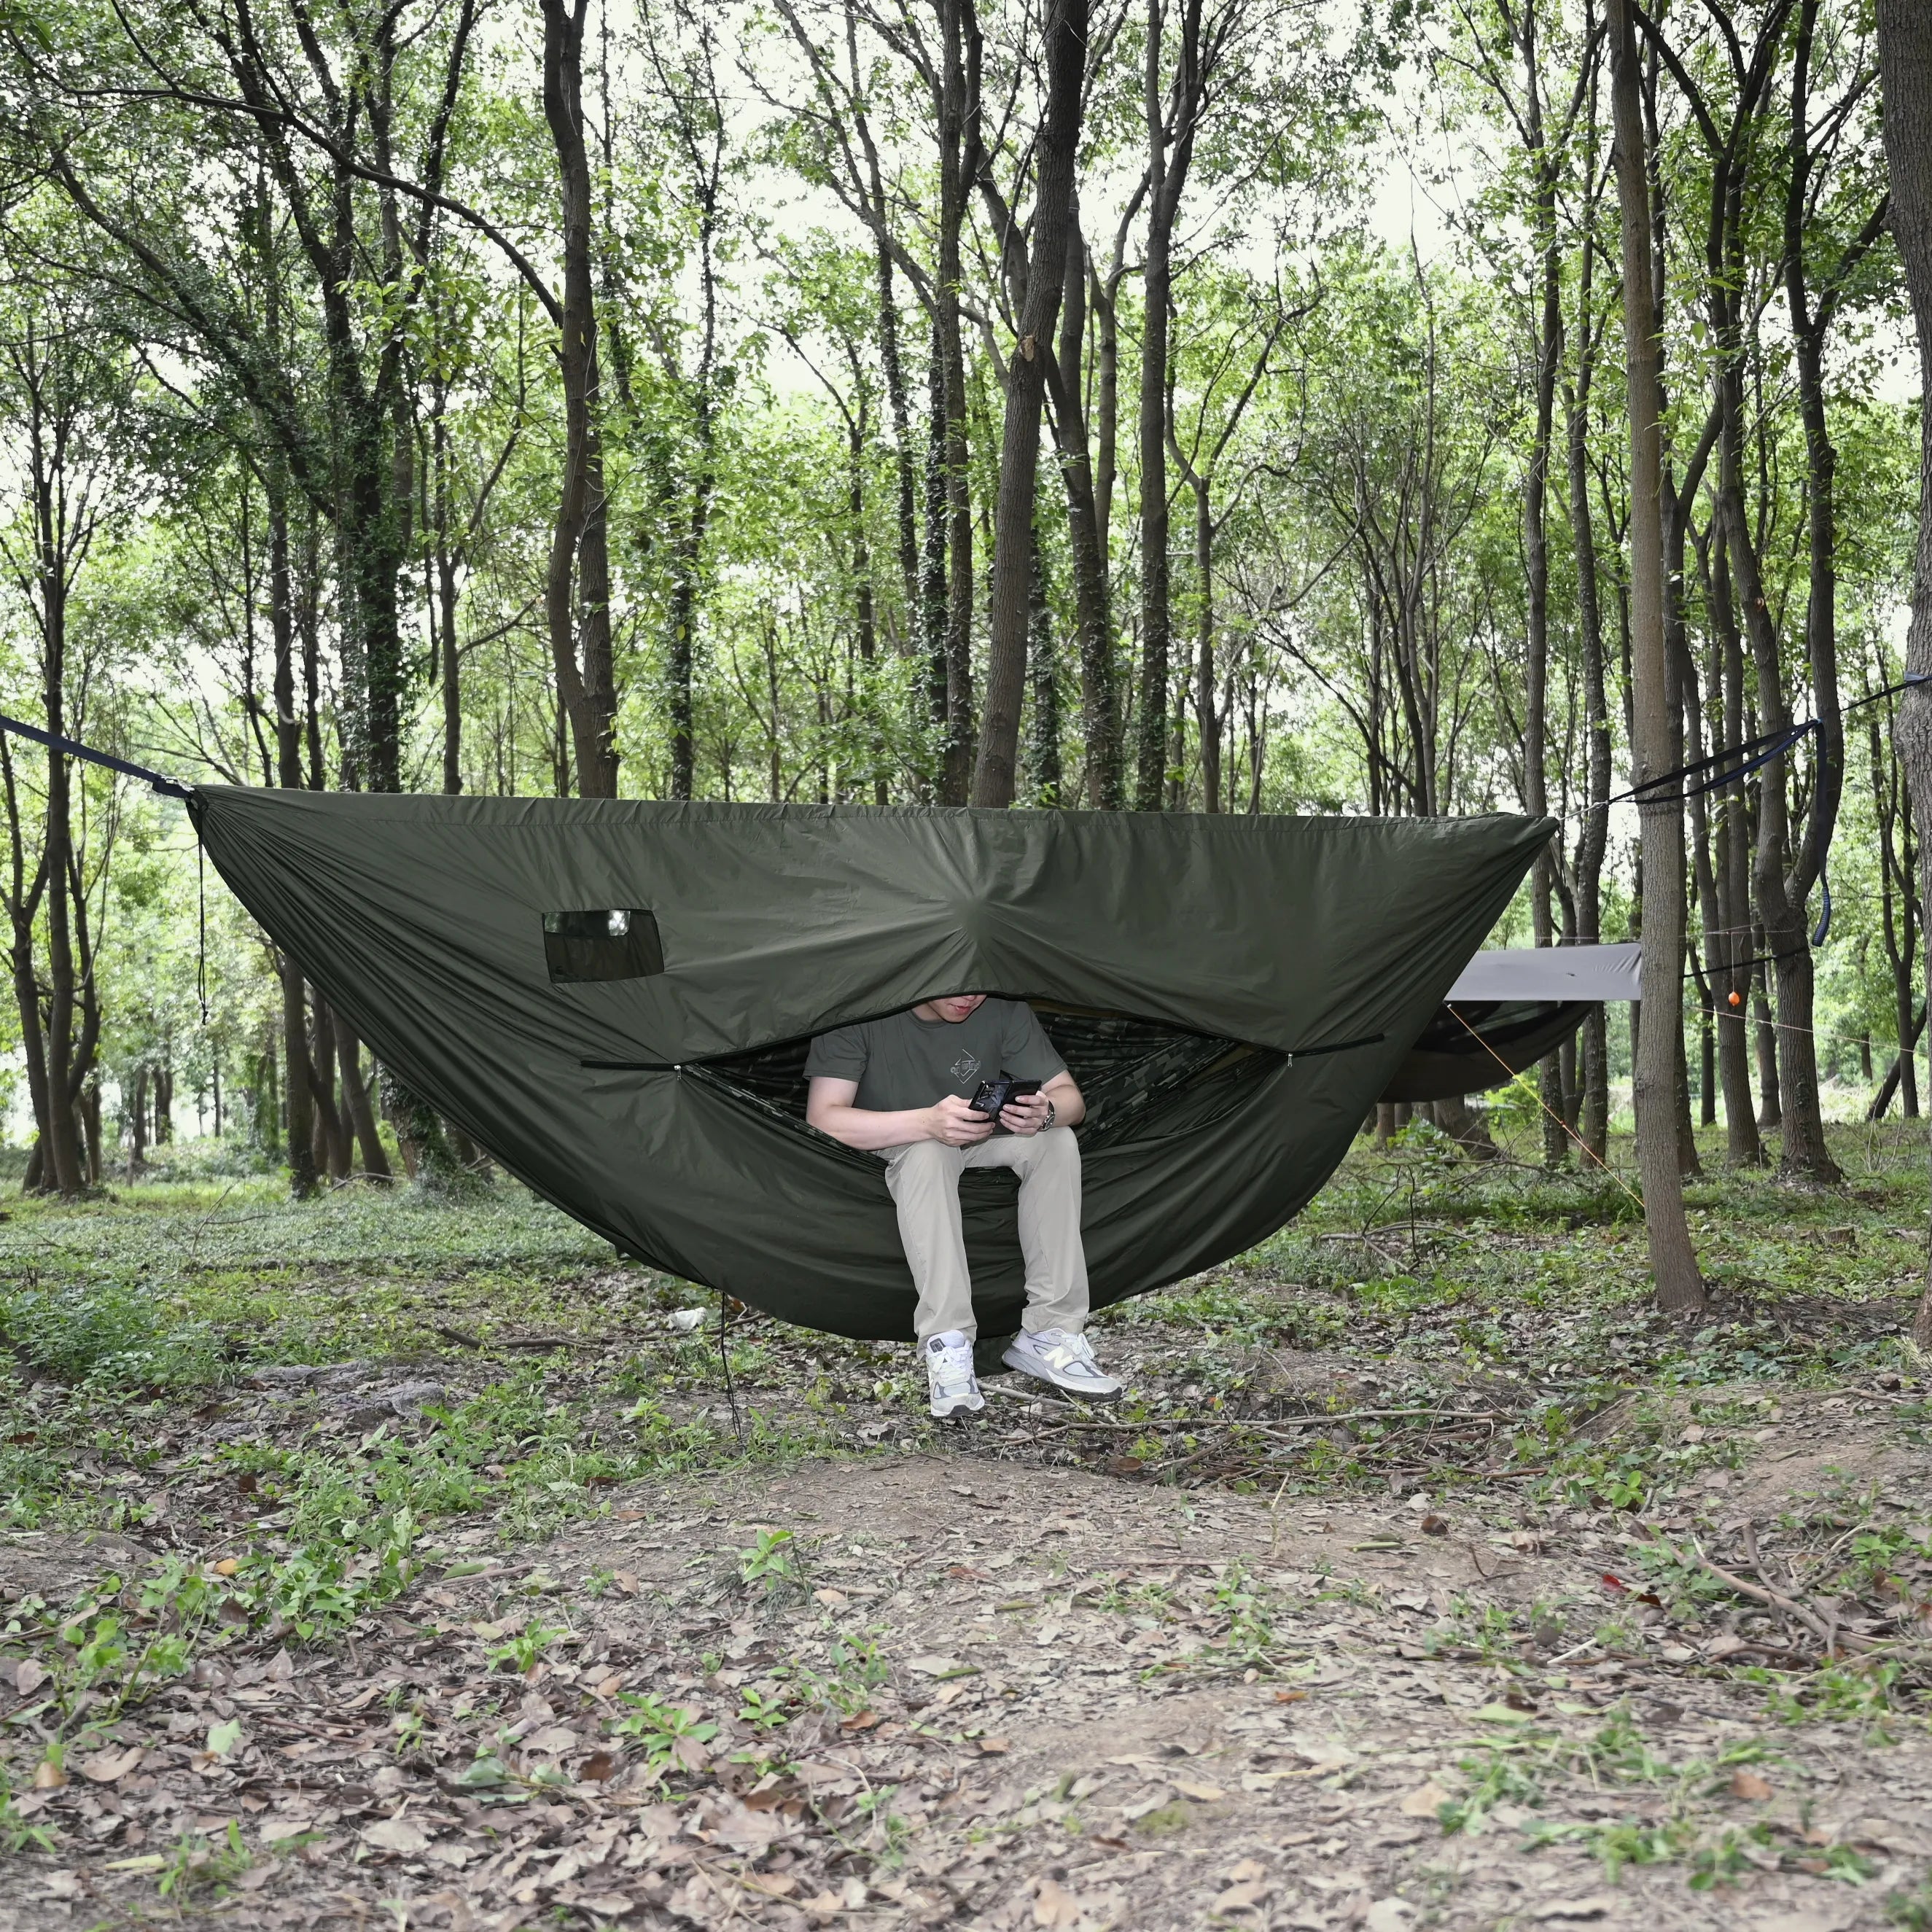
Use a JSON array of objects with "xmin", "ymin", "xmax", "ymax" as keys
[{"xmin": 1693, "ymin": 1538, "xmax": 1878, "ymax": 1658}]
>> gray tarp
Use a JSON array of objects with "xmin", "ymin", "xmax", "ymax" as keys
[
  {"xmin": 193, "ymin": 790, "xmax": 1550, "ymax": 1339},
  {"xmin": 1447, "ymin": 943, "xmax": 1642, "ymax": 1002}
]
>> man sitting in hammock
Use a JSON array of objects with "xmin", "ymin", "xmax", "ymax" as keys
[{"xmin": 804, "ymin": 992, "xmax": 1123, "ymax": 1419}]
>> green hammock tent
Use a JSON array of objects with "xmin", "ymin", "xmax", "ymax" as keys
[{"xmin": 190, "ymin": 790, "xmax": 1551, "ymax": 1341}]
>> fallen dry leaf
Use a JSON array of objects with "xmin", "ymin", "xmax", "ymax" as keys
[
  {"xmin": 14, "ymin": 1660, "xmax": 47, "ymax": 1697},
  {"xmin": 978, "ymin": 1736, "xmax": 1010, "ymax": 1755},
  {"xmin": 77, "ymin": 1745, "xmax": 144, "ymax": 1784},
  {"xmin": 1729, "ymin": 1769, "xmax": 1774, "ymax": 1801},
  {"xmin": 580, "ymin": 1749, "xmax": 618, "ymax": 1781},
  {"xmin": 1226, "ymin": 1858, "xmax": 1268, "ymax": 1883},
  {"xmin": 361, "ymin": 1815, "xmax": 432, "ymax": 1855},
  {"xmin": 743, "ymin": 1872, "xmax": 798, "ymax": 1898},
  {"xmin": 1169, "ymin": 1775, "xmax": 1226, "ymax": 1802},
  {"xmin": 1216, "ymin": 1880, "xmax": 1270, "ymax": 1911},
  {"xmin": 840, "ymin": 1710, "xmax": 881, "ymax": 1732},
  {"xmin": 32, "ymin": 1758, "xmax": 66, "ymax": 1790},
  {"xmin": 1033, "ymin": 1877, "xmax": 1085, "ymax": 1928},
  {"xmin": 1273, "ymin": 1688, "xmax": 1309, "ymax": 1704},
  {"xmin": 1398, "ymin": 1781, "xmax": 1451, "ymax": 1818},
  {"xmin": 1532, "ymin": 1898, "xmax": 1617, "ymax": 1923},
  {"xmin": 1365, "ymin": 1902, "xmax": 1414, "ymax": 1932},
  {"xmin": 213, "ymin": 1557, "xmax": 240, "ymax": 1577}
]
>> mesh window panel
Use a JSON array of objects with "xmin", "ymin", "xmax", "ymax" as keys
[{"xmin": 543, "ymin": 909, "xmax": 665, "ymax": 982}]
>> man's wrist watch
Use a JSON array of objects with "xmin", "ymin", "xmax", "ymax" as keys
[{"xmin": 1043, "ymin": 1099, "xmax": 1056, "ymax": 1131}]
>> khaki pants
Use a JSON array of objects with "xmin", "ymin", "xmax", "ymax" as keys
[{"xmin": 881, "ymin": 1127, "xmax": 1088, "ymax": 1344}]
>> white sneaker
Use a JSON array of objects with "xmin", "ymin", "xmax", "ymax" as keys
[
  {"xmin": 1002, "ymin": 1328, "xmax": 1122, "ymax": 1401},
  {"xmin": 924, "ymin": 1331, "xmax": 984, "ymax": 1419}
]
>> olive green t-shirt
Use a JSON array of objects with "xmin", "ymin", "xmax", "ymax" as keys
[{"xmin": 803, "ymin": 999, "xmax": 1066, "ymax": 1115}]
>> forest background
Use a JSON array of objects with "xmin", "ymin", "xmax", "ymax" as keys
[{"xmin": 0, "ymin": 0, "xmax": 1923, "ymax": 1221}]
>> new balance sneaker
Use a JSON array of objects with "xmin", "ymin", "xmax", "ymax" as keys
[
  {"xmin": 924, "ymin": 1331, "xmax": 984, "ymax": 1419},
  {"xmin": 1002, "ymin": 1328, "xmax": 1122, "ymax": 1401}
]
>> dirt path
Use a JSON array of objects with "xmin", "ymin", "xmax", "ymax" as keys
[{"xmin": 7, "ymin": 1401, "xmax": 1927, "ymax": 1931}]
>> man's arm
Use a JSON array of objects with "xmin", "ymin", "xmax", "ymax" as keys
[
  {"xmin": 999, "ymin": 1070, "xmax": 1084, "ymax": 1135},
  {"xmin": 806, "ymin": 1077, "xmax": 998, "ymax": 1150}
]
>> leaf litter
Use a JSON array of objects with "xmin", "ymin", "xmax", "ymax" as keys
[{"xmin": 1, "ymin": 1136, "xmax": 1930, "ymax": 1928}]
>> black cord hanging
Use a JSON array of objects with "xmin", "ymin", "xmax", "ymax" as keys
[
  {"xmin": 197, "ymin": 831, "xmax": 209, "ymax": 1027},
  {"xmin": 717, "ymin": 1294, "xmax": 743, "ymax": 1441}
]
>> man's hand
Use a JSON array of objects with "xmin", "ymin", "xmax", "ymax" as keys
[
  {"xmin": 926, "ymin": 1095, "xmax": 998, "ymax": 1147},
  {"xmin": 999, "ymin": 1089, "xmax": 1052, "ymax": 1136}
]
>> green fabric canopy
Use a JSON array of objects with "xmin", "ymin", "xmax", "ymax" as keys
[{"xmin": 191, "ymin": 790, "xmax": 1551, "ymax": 1340}]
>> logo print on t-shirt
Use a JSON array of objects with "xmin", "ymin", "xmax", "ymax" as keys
[{"xmin": 950, "ymin": 1051, "xmax": 981, "ymax": 1083}]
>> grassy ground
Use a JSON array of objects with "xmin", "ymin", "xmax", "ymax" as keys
[{"xmin": 0, "ymin": 1121, "xmax": 1928, "ymax": 1931}]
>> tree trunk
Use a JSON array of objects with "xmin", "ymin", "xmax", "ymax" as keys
[
  {"xmin": 1191, "ymin": 473, "xmax": 1219, "ymax": 812},
  {"xmin": 1703, "ymin": 520, "xmax": 1764, "ymax": 1163},
  {"xmin": 1027, "ymin": 523, "xmax": 1064, "ymax": 804},
  {"xmin": 1869, "ymin": 1005, "xmax": 1928, "ymax": 1119},
  {"xmin": 1134, "ymin": 0, "xmax": 1207, "ymax": 810},
  {"xmin": 1, "ymin": 735, "xmax": 55, "ymax": 1196},
  {"xmin": 542, "ymin": 0, "xmax": 620, "ymax": 798},
  {"xmin": 1871, "ymin": 693, "xmax": 1921, "ymax": 1117},
  {"xmin": 1565, "ymin": 207, "xmax": 1612, "ymax": 1160},
  {"xmin": 1429, "ymin": 1095, "xmax": 1499, "ymax": 1161},
  {"xmin": 1753, "ymin": 954, "xmax": 1783, "ymax": 1128},
  {"xmin": 873, "ymin": 236, "xmax": 921, "ymax": 627},
  {"xmin": 921, "ymin": 313, "xmax": 950, "ymax": 783},
  {"xmin": 1764, "ymin": 0, "xmax": 1852, "ymax": 1185},
  {"xmin": 1608, "ymin": 0, "xmax": 1702, "ymax": 1310},
  {"xmin": 82, "ymin": 1079, "xmax": 101, "ymax": 1186},
  {"xmin": 262, "ymin": 1032, "xmax": 281, "ymax": 1164},
  {"xmin": 1721, "ymin": 476, "xmax": 1839, "ymax": 1180},
  {"xmin": 310, "ymin": 994, "xmax": 351, "ymax": 1181},
  {"xmin": 1875, "ymin": 0, "xmax": 1932, "ymax": 1347},
  {"xmin": 935, "ymin": 0, "xmax": 978, "ymax": 805},
  {"xmin": 437, "ymin": 462, "xmax": 464, "ymax": 795},
  {"xmin": 1517, "ymin": 0, "xmax": 1564, "ymax": 1164},
  {"xmin": 336, "ymin": 1021, "xmax": 392, "ymax": 1179},
  {"xmin": 665, "ymin": 155, "xmax": 721, "ymax": 803},
  {"xmin": 973, "ymin": 0, "xmax": 1086, "ymax": 806},
  {"xmin": 1045, "ymin": 202, "xmax": 1122, "ymax": 807},
  {"xmin": 280, "ymin": 955, "xmax": 319, "ymax": 1198}
]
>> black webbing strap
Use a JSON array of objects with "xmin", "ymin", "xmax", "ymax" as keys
[
  {"xmin": 0, "ymin": 711, "xmax": 195, "ymax": 801},
  {"xmin": 0, "ymin": 710, "xmax": 205, "ymax": 1021},
  {"xmin": 1845, "ymin": 670, "xmax": 1931, "ymax": 716},
  {"xmin": 1607, "ymin": 716, "xmax": 1819, "ymax": 810},
  {"xmin": 1598, "ymin": 670, "xmax": 1928, "ymax": 814},
  {"xmin": 1580, "ymin": 671, "xmax": 1932, "ymax": 952}
]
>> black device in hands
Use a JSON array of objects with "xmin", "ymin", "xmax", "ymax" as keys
[{"xmin": 968, "ymin": 1074, "xmax": 1042, "ymax": 1117}]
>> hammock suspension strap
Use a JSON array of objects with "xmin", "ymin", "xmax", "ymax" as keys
[{"xmin": 0, "ymin": 711, "xmax": 195, "ymax": 801}]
